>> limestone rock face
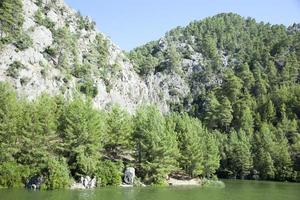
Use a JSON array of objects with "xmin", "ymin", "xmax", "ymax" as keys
[{"xmin": 0, "ymin": 0, "xmax": 201, "ymax": 113}]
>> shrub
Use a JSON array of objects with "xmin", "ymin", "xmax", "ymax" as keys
[
  {"xmin": 78, "ymin": 80, "xmax": 98, "ymax": 98},
  {"xmin": 42, "ymin": 157, "xmax": 72, "ymax": 190},
  {"xmin": 34, "ymin": 9, "xmax": 55, "ymax": 31},
  {"xmin": 72, "ymin": 64, "xmax": 90, "ymax": 78},
  {"xmin": 14, "ymin": 33, "xmax": 33, "ymax": 50},
  {"xmin": 0, "ymin": 162, "xmax": 31, "ymax": 188},
  {"xmin": 6, "ymin": 61, "xmax": 25, "ymax": 78},
  {"xmin": 95, "ymin": 160, "xmax": 123, "ymax": 187},
  {"xmin": 44, "ymin": 47, "xmax": 57, "ymax": 57}
]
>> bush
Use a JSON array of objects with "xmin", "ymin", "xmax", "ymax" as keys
[
  {"xmin": 14, "ymin": 33, "xmax": 33, "ymax": 50},
  {"xmin": 42, "ymin": 157, "xmax": 71, "ymax": 190},
  {"xmin": 0, "ymin": 162, "xmax": 31, "ymax": 188},
  {"xmin": 79, "ymin": 80, "xmax": 98, "ymax": 98},
  {"xmin": 95, "ymin": 160, "xmax": 123, "ymax": 187},
  {"xmin": 44, "ymin": 47, "xmax": 57, "ymax": 57},
  {"xmin": 72, "ymin": 64, "xmax": 90, "ymax": 78},
  {"xmin": 6, "ymin": 61, "xmax": 25, "ymax": 78},
  {"xmin": 34, "ymin": 9, "xmax": 55, "ymax": 31}
]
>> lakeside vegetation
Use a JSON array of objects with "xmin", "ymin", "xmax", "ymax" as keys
[
  {"xmin": 0, "ymin": 81, "xmax": 299, "ymax": 189},
  {"xmin": 0, "ymin": 0, "xmax": 299, "ymax": 190}
]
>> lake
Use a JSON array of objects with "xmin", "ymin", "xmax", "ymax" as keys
[{"xmin": 0, "ymin": 180, "xmax": 299, "ymax": 200}]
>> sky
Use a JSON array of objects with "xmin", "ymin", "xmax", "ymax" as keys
[{"xmin": 64, "ymin": 0, "xmax": 300, "ymax": 51}]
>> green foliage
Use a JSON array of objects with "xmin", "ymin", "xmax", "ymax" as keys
[
  {"xmin": 172, "ymin": 113, "xmax": 205, "ymax": 177},
  {"xmin": 0, "ymin": 161, "xmax": 30, "ymax": 188},
  {"xmin": 104, "ymin": 105, "xmax": 133, "ymax": 160},
  {"xmin": 13, "ymin": 32, "xmax": 33, "ymax": 50},
  {"xmin": 43, "ymin": 157, "xmax": 71, "ymax": 190},
  {"xmin": 78, "ymin": 80, "xmax": 98, "ymax": 98},
  {"xmin": 133, "ymin": 106, "xmax": 179, "ymax": 184},
  {"xmin": 76, "ymin": 12, "xmax": 95, "ymax": 31},
  {"xmin": 44, "ymin": 47, "xmax": 57, "ymax": 57},
  {"xmin": 6, "ymin": 61, "xmax": 25, "ymax": 78},
  {"xmin": 0, "ymin": 0, "xmax": 24, "ymax": 46},
  {"xmin": 34, "ymin": 9, "xmax": 55, "ymax": 31},
  {"xmin": 129, "ymin": 13, "xmax": 300, "ymax": 182},
  {"xmin": 59, "ymin": 98, "xmax": 105, "ymax": 178},
  {"xmin": 226, "ymin": 130, "xmax": 253, "ymax": 178},
  {"xmin": 95, "ymin": 160, "xmax": 123, "ymax": 187}
]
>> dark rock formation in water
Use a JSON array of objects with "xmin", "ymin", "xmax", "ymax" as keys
[{"xmin": 26, "ymin": 176, "xmax": 44, "ymax": 190}]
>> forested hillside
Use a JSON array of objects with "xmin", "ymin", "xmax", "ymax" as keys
[
  {"xmin": 0, "ymin": 0, "xmax": 300, "ymax": 190},
  {"xmin": 130, "ymin": 13, "xmax": 300, "ymax": 181}
]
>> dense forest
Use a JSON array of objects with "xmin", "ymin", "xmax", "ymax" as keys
[
  {"xmin": 0, "ymin": 82, "xmax": 221, "ymax": 188},
  {"xmin": 0, "ymin": 0, "xmax": 300, "ymax": 190},
  {"xmin": 129, "ymin": 13, "xmax": 300, "ymax": 182}
]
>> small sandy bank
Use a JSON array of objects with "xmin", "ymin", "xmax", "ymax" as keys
[{"xmin": 168, "ymin": 177, "xmax": 201, "ymax": 186}]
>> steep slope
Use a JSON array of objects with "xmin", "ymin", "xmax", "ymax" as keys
[
  {"xmin": 130, "ymin": 13, "xmax": 300, "ymax": 117},
  {"xmin": 0, "ymin": 0, "xmax": 151, "ymax": 112}
]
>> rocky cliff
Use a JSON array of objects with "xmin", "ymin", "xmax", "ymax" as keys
[
  {"xmin": 0, "ymin": 0, "xmax": 153, "ymax": 112},
  {"xmin": 1, "ymin": 0, "xmax": 299, "ymax": 114}
]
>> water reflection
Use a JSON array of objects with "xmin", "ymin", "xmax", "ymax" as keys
[{"xmin": 0, "ymin": 181, "xmax": 299, "ymax": 200}]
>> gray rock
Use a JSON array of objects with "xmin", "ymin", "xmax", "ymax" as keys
[
  {"xmin": 124, "ymin": 167, "xmax": 135, "ymax": 185},
  {"xmin": 71, "ymin": 176, "xmax": 97, "ymax": 189},
  {"xmin": 26, "ymin": 176, "xmax": 44, "ymax": 190}
]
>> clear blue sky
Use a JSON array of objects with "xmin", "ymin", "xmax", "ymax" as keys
[{"xmin": 65, "ymin": 0, "xmax": 300, "ymax": 51}]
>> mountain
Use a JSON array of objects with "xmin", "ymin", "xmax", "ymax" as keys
[
  {"xmin": 0, "ymin": 0, "xmax": 300, "ymax": 187},
  {"xmin": 129, "ymin": 13, "xmax": 300, "ymax": 115},
  {"xmin": 0, "ymin": 0, "xmax": 153, "ymax": 112}
]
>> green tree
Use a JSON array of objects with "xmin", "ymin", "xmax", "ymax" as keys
[
  {"xmin": 59, "ymin": 98, "xmax": 106, "ymax": 178},
  {"xmin": 253, "ymin": 123, "xmax": 276, "ymax": 180},
  {"xmin": 222, "ymin": 69, "xmax": 243, "ymax": 102},
  {"xmin": 173, "ymin": 113, "xmax": 206, "ymax": 177},
  {"xmin": 43, "ymin": 157, "xmax": 71, "ymax": 190},
  {"xmin": 0, "ymin": 83, "xmax": 20, "ymax": 162},
  {"xmin": 227, "ymin": 130, "xmax": 253, "ymax": 178},
  {"xmin": 133, "ymin": 106, "xmax": 179, "ymax": 184},
  {"xmin": 203, "ymin": 92, "xmax": 220, "ymax": 129},
  {"xmin": 104, "ymin": 105, "xmax": 133, "ymax": 160},
  {"xmin": 203, "ymin": 133, "xmax": 220, "ymax": 177},
  {"xmin": 217, "ymin": 97, "xmax": 233, "ymax": 131}
]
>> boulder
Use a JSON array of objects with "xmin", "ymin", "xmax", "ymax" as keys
[
  {"xmin": 71, "ymin": 176, "xmax": 97, "ymax": 189},
  {"xmin": 26, "ymin": 176, "xmax": 44, "ymax": 190},
  {"xmin": 124, "ymin": 167, "xmax": 135, "ymax": 185}
]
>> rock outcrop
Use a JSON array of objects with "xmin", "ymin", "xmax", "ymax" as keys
[
  {"xmin": 123, "ymin": 167, "xmax": 135, "ymax": 185},
  {"xmin": 26, "ymin": 176, "xmax": 44, "ymax": 190},
  {"xmin": 70, "ymin": 176, "xmax": 97, "ymax": 189},
  {"xmin": 0, "ymin": 0, "xmax": 152, "ymax": 113},
  {"xmin": 0, "ymin": 0, "xmax": 219, "ymax": 113}
]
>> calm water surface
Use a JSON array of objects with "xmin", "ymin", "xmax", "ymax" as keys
[{"xmin": 0, "ymin": 180, "xmax": 299, "ymax": 200}]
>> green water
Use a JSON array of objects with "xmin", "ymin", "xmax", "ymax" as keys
[{"xmin": 0, "ymin": 180, "xmax": 299, "ymax": 200}]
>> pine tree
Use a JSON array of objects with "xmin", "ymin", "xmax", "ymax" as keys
[
  {"xmin": 203, "ymin": 92, "xmax": 220, "ymax": 129},
  {"xmin": 227, "ymin": 130, "xmax": 253, "ymax": 178},
  {"xmin": 217, "ymin": 96, "xmax": 233, "ymax": 131},
  {"xmin": 0, "ymin": 82, "xmax": 20, "ymax": 162},
  {"xmin": 133, "ymin": 106, "xmax": 179, "ymax": 184},
  {"xmin": 236, "ymin": 63, "xmax": 255, "ymax": 91},
  {"xmin": 59, "ymin": 98, "xmax": 106, "ymax": 178},
  {"xmin": 222, "ymin": 69, "xmax": 243, "ymax": 102},
  {"xmin": 203, "ymin": 133, "xmax": 220, "ymax": 177},
  {"xmin": 173, "ymin": 113, "xmax": 206, "ymax": 177},
  {"xmin": 104, "ymin": 105, "xmax": 133, "ymax": 160}
]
